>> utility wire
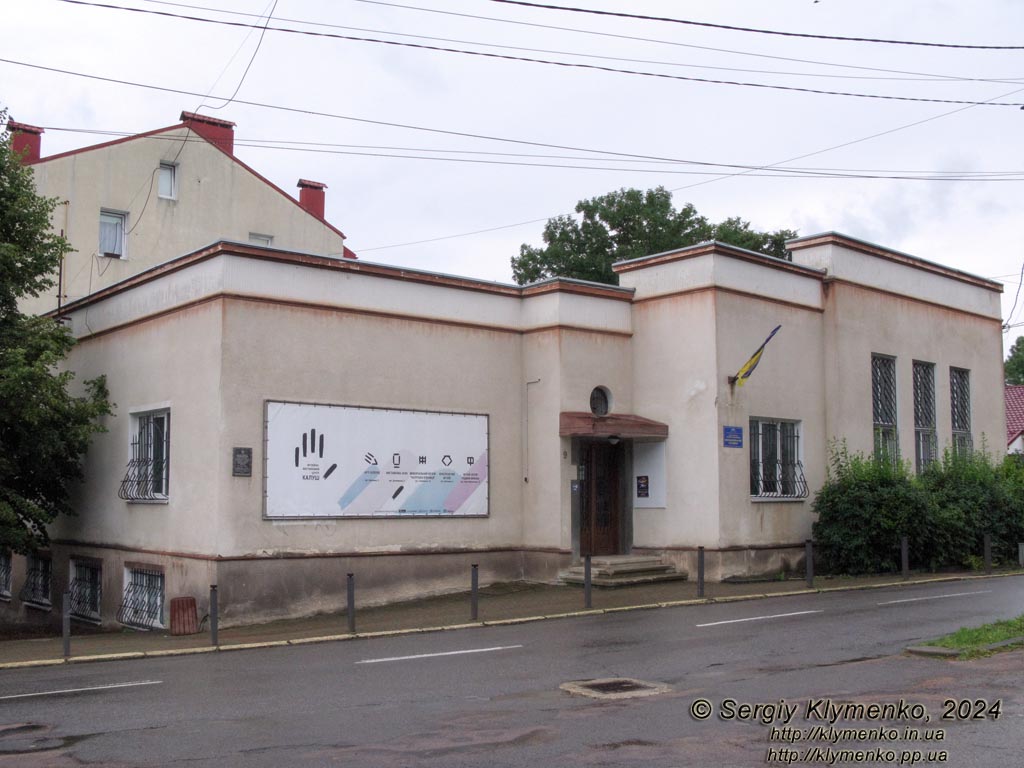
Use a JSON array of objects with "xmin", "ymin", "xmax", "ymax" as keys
[
  {"xmin": 15, "ymin": 57, "xmax": 1022, "ymax": 174},
  {"xmin": 205, "ymin": 0, "xmax": 278, "ymax": 110},
  {"xmin": 354, "ymin": 0, "xmax": 1024, "ymax": 83},
  {"xmin": 50, "ymin": 1, "xmax": 1024, "ymax": 106},
  {"xmin": 116, "ymin": 0, "xmax": 1024, "ymax": 84},
  {"xmin": 37, "ymin": 126, "xmax": 1024, "ymax": 177},
  {"xmin": 489, "ymin": 0, "xmax": 1024, "ymax": 50}
]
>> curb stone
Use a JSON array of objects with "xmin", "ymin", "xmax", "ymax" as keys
[{"xmin": 2, "ymin": 571, "xmax": 1022, "ymax": 671}]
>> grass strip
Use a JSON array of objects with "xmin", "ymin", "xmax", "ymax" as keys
[{"xmin": 923, "ymin": 614, "xmax": 1024, "ymax": 659}]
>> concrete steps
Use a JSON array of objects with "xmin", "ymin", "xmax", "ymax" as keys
[{"xmin": 559, "ymin": 555, "xmax": 688, "ymax": 588}]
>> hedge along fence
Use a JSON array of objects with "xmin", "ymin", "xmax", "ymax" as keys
[{"xmin": 811, "ymin": 442, "xmax": 1024, "ymax": 575}]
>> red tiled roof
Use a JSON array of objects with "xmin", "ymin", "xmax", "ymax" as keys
[{"xmin": 1005, "ymin": 385, "xmax": 1024, "ymax": 444}]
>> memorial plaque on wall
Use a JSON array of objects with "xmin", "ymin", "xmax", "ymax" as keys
[{"xmin": 233, "ymin": 447, "xmax": 253, "ymax": 477}]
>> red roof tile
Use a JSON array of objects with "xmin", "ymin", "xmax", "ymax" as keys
[{"xmin": 1005, "ymin": 385, "xmax": 1024, "ymax": 444}]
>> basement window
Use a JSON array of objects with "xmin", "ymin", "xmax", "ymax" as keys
[
  {"xmin": 69, "ymin": 559, "xmax": 102, "ymax": 622},
  {"xmin": 117, "ymin": 567, "xmax": 165, "ymax": 629},
  {"xmin": 0, "ymin": 551, "xmax": 11, "ymax": 599},
  {"xmin": 19, "ymin": 554, "xmax": 52, "ymax": 608}
]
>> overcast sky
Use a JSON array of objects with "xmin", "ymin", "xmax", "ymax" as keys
[{"xmin": 4, "ymin": 0, "xmax": 1023, "ymax": 350}]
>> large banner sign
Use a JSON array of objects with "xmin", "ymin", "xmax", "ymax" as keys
[{"xmin": 265, "ymin": 401, "xmax": 489, "ymax": 518}]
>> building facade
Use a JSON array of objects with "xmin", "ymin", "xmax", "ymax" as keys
[{"xmin": 0, "ymin": 120, "xmax": 1006, "ymax": 630}]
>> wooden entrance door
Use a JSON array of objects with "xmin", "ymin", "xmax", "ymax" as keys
[{"xmin": 581, "ymin": 442, "xmax": 621, "ymax": 556}]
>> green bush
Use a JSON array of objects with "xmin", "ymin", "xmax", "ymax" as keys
[
  {"xmin": 812, "ymin": 444, "xmax": 929, "ymax": 574},
  {"xmin": 812, "ymin": 442, "xmax": 1024, "ymax": 574}
]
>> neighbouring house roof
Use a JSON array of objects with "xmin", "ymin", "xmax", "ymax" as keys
[{"xmin": 1006, "ymin": 384, "xmax": 1024, "ymax": 445}]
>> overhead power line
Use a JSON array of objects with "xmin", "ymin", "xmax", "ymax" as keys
[
  {"xmin": 489, "ymin": 0, "xmax": 1024, "ymax": 51},
  {"xmin": 34, "ymin": 125, "xmax": 1024, "ymax": 181},
  {"xmin": 119, "ymin": 0, "xmax": 1024, "ymax": 84},
  {"xmin": 51, "ymin": 1, "xmax": 1024, "ymax": 107},
  {"xmin": 353, "ymin": 0, "xmax": 1024, "ymax": 83}
]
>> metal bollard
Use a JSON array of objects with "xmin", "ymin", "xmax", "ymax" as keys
[
  {"xmin": 901, "ymin": 536, "xmax": 909, "ymax": 579},
  {"xmin": 805, "ymin": 539, "xmax": 814, "ymax": 589},
  {"xmin": 62, "ymin": 591, "xmax": 71, "ymax": 659},
  {"xmin": 209, "ymin": 585, "xmax": 218, "ymax": 647},
  {"xmin": 697, "ymin": 546, "xmax": 705, "ymax": 599},
  {"xmin": 347, "ymin": 573, "xmax": 356, "ymax": 634},
  {"xmin": 470, "ymin": 564, "xmax": 479, "ymax": 621},
  {"xmin": 1019, "ymin": 543, "xmax": 1024, "ymax": 568},
  {"xmin": 584, "ymin": 554, "xmax": 592, "ymax": 609},
  {"xmin": 983, "ymin": 534, "xmax": 992, "ymax": 574}
]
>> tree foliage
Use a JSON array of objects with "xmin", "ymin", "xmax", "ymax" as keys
[
  {"xmin": 0, "ymin": 111, "xmax": 113, "ymax": 553},
  {"xmin": 1005, "ymin": 335, "xmax": 1024, "ymax": 385},
  {"xmin": 511, "ymin": 186, "xmax": 797, "ymax": 285}
]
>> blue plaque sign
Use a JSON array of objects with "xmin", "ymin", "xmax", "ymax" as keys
[{"xmin": 723, "ymin": 426, "xmax": 743, "ymax": 448}]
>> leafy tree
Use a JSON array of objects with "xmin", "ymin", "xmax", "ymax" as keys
[
  {"xmin": 0, "ymin": 111, "xmax": 112, "ymax": 554},
  {"xmin": 511, "ymin": 186, "xmax": 797, "ymax": 285},
  {"xmin": 1005, "ymin": 335, "xmax": 1024, "ymax": 384}
]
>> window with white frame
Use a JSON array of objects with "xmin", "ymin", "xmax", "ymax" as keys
[
  {"xmin": 117, "ymin": 567, "xmax": 165, "ymax": 629},
  {"xmin": 158, "ymin": 163, "xmax": 177, "ymax": 199},
  {"xmin": 19, "ymin": 554, "xmax": 51, "ymax": 607},
  {"xmin": 749, "ymin": 418, "xmax": 807, "ymax": 498},
  {"xmin": 99, "ymin": 210, "xmax": 127, "ymax": 258},
  {"xmin": 248, "ymin": 232, "xmax": 273, "ymax": 247},
  {"xmin": 69, "ymin": 559, "xmax": 102, "ymax": 621},
  {"xmin": 950, "ymin": 367, "xmax": 972, "ymax": 455},
  {"xmin": 0, "ymin": 551, "xmax": 11, "ymax": 599},
  {"xmin": 872, "ymin": 354, "xmax": 898, "ymax": 461},
  {"xmin": 118, "ymin": 410, "xmax": 170, "ymax": 501},
  {"xmin": 913, "ymin": 361, "xmax": 937, "ymax": 473}
]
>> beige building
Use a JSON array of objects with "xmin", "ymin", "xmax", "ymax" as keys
[{"xmin": 0, "ymin": 119, "xmax": 1005, "ymax": 630}]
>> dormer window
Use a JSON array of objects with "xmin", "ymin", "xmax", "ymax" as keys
[{"xmin": 100, "ymin": 210, "xmax": 127, "ymax": 258}]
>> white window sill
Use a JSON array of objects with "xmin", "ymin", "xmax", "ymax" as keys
[
  {"xmin": 24, "ymin": 600, "xmax": 53, "ymax": 611},
  {"xmin": 126, "ymin": 498, "xmax": 169, "ymax": 505},
  {"xmin": 71, "ymin": 613, "xmax": 101, "ymax": 625},
  {"xmin": 750, "ymin": 497, "xmax": 807, "ymax": 504}
]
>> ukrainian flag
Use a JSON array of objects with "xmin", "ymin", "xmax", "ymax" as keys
[{"xmin": 734, "ymin": 325, "xmax": 782, "ymax": 386}]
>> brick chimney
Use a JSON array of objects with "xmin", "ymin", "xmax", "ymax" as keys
[
  {"xmin": 7, "ymin": 120, "xmax": 43, "ymax": 164},
  {"xmin": 297, "ymin": 179, "xmax": 327, "ymax": 219},
  {"xmin": 179, "ymin": 111, "xmax": 235, "ymax": 155}
]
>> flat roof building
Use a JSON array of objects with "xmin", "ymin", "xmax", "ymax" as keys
[{"xmin": 1, "ymin": 117, "xmax": 1005, "ymax": 630}]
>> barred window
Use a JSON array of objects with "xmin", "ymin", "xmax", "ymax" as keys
[
  {"xmin": 950, "ymin": 367, "xmax": 972, "ymax": 455},
  {"xmin": 749, "ymin": 418, "xmax": 808, "ymax": 498},
  {"xmin": 119, "ymin": 410, "xmax": 170, "ymax": 501},
  {"xmin": 118, "ymin": 568, "xmax": 165, "ymax": 629},
  {"xmin": 913, "ymin": 361, "xmax": 937, "ymax": 473},
  {"xmin": 872, "ymin": 355, "xmax": 898, "ymax": 461},
  {"xmin": 69, "ymin": 560, "xmax": 102, "ymax": 621},
  {"xmin": 19, "ymin": 554, "xmax": 52, "ymax": 607},
  {"xmin": 0, "ymin": 551, "xmax": 11, "ymax": 599}
]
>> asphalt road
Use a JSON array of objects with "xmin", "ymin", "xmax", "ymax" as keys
[{"xmin": 1, "ymin": 577, "xmax": 1022, "ymax": 767}]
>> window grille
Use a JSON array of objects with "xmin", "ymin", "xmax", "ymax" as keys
[
  {"xmin": 950, "ymin": 367, "xmax": 972, "ymax": 455},
  {"xmin": 913, "ymin": 361, "xmax": 937, "ymax": 473},
  {"xmin": 69, "ymin": 561, "xmax": 102, "ymax": 620},
  {"xmin": 119, "ymin": 411, "xmax": 170, "ymax": 500},
  {"xmin": 117, "ymin": 568, "xmax": 165, "ymax": 629},
  {"xmin": 749, "ymin": 419, "xmax": 808, "ymax": 498},
  {"xmin": 872, "ymin": 355, "xmax": 898, "ymax": 461},
  {"xmin": 0, "ymin": 551, "xmax": 11, "ymax": 598},
  {"xmin": 19, "ymin": 555, "xmax": 52, "ymax": 606}
]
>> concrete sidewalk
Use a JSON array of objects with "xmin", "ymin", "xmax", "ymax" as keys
[{"xmin": 2, "ymin": 569, "xmax": 1022, "ymax": 669}]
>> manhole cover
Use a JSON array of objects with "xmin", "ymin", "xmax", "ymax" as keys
[{"xmin": 560, "ymin": 678, "xmax": 670, "ymax": 700}]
